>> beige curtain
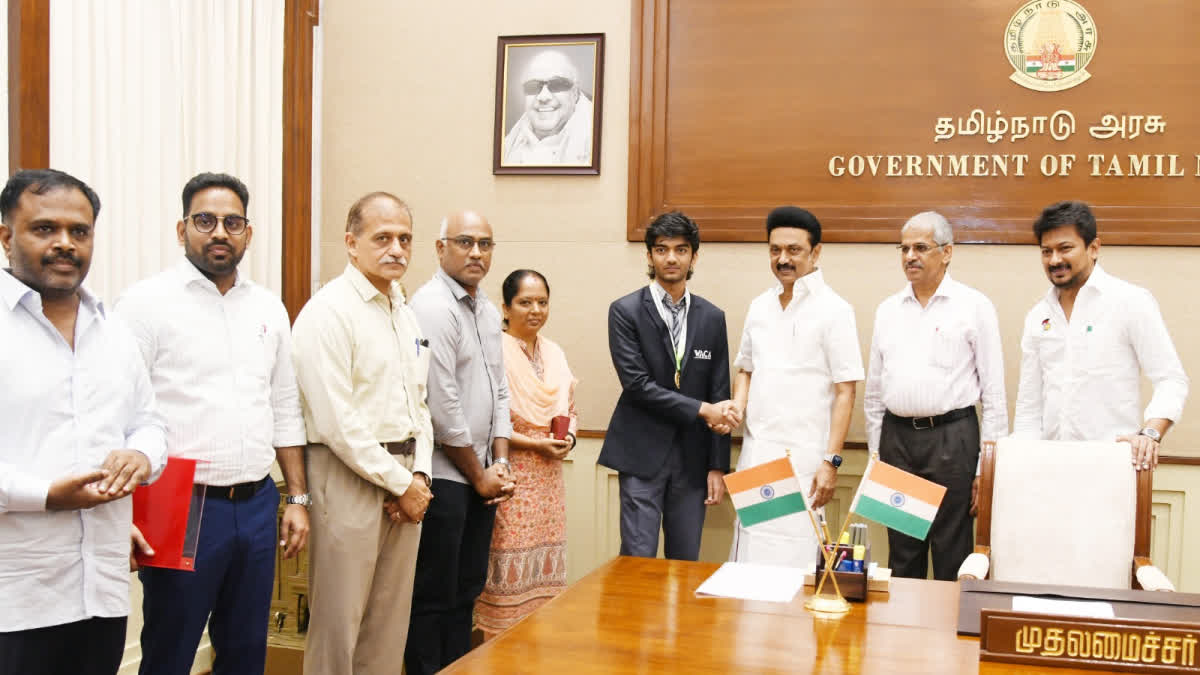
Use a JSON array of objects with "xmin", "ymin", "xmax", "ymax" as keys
[{"xmin": 49, "ymin": 0, "xmax": 286, "ymax": 303}]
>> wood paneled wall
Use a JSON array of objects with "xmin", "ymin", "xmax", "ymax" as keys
[{"xmin": 628, "ymin": 0, "xmax": 1200, "ymax": 244}]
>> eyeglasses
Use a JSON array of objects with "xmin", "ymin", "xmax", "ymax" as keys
[
  {"xmin": 442, "ymin": 236, "xmax": 496, "ymax": 253},
  {"xmin": 769, "ymin": 245, "xmax": 809, "ymax": 257},
  {"xmin": 523, "ymin": 77, "xmax": 574, "ymax": 96},
  {"xmin": 897, "ymin": 243, "xmax": 946, "ymax": 255},
  {"xmin": 188, "ymin": 212, "xmax": 249, "ymax": 235}
]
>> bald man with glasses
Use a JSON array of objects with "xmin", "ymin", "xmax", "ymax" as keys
[{"xmin": 863, "ymin": 211, "xmax": 1007, "ymax": 581}]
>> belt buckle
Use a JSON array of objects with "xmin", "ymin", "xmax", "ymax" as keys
[{"xmin": 912, "ymin": 416, "xmax": 935, "ymax": 430}]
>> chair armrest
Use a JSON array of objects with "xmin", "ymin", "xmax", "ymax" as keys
[
  {"xmin": 958, "ymin": 551, "xmax": 991, "ymax": 581},
  {"xmin": 1133, "ymin": 557, "xmax": 1175, "ymax": 592}
]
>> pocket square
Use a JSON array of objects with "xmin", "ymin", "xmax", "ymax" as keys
[{"xmin": 693, "ymin": 349, "xmax": 712, "ymax": 360}]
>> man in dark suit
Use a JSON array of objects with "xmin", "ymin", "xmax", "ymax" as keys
[{"xmin": 598, "ymin": 211, "xmax": 739, "ymax": 561}]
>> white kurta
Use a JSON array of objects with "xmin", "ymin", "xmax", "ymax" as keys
[{"xmin": 729, "ymin": 271, "xmax": 864, "ymax": 566}]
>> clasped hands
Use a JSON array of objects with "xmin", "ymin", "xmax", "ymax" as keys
[
  {"xmin": 384, "ymin": 475, "xmax": 434, "ymax": 524},
  {"xmin": 700, "ymin": 400, "xmax": 742, "ymax": 435}
]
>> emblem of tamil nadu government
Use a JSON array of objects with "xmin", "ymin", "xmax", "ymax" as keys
[{"xmin": 1005, "ymin": 0, "xmax": 1097, "ymax": 92}]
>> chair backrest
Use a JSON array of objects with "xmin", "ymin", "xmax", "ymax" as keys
[{"xmin": 988, "ymin": 439, "xmax": 1137, "ymax": 589}]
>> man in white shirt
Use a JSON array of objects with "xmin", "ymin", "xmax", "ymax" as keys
[
  {"xmin": 116, "ymin": 173, "xmax": 309, "ymax": 675},
  {"xmin": 293, "ymin": 192, "xmax": 434, "ymax": 675},
  {"xmin": 0, "ymin": 169, "xmax": 166, "ymax": 675},
  {"xmin": 1013, "ymin": 200, "xmax": 1188, "ymax": 470},
  {"xmin": 729, "ymin": 206, "xmax": 863, "ymax": 566},
  {"xmin": 864, "ymin": 211, "xmax": 1007, "ymax": 581}
]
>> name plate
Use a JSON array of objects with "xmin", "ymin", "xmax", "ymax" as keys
[{"xmin": 980, "ymin": 610, "xmax": 1199, "ymax": 673}]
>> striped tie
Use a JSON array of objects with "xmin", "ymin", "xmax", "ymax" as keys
[{"xmin": 661, "ymin": 294, "xmax": 685, "ymax": 348}]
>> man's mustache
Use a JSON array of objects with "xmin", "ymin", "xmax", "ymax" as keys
[
  {"xmin": 380, "ymin": 255, "xmax": 407, "ymax": 265},
  {"xmin": 42, "ymin": 252, "xmax": 82, "ymax": 267},
  {"xmin": 1049, "ymin": 263, "xmax": 1070, "ymax": 272},
  {"xmin": 776, "ymin": 264, "xmax": 795, "ymax": 272}
]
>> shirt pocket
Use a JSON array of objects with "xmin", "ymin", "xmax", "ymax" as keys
[
  {"xmin": 931, "ymin": 320, "xmax": 972, "ymax": 370},
  {"xmin": 236, "ymin": 321, "xmax": 275, "ymax": 383},
  {"xmin": 1036, "ymin": 329, "xmax": 1066, "ymax": 365}
]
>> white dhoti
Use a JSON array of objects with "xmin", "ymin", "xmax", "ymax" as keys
[{"xmin": 729, "ymin": 436, "xmax": 823, "ymax": 567}]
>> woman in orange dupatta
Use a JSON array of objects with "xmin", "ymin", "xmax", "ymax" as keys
[{"xmin": 475, "ymin": 270, "xmax": 578, "ymax": 638}]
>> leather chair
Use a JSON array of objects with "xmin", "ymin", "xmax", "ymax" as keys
[{"xmin": 957, "ymin": 438, "xmax": 1173, "ymax": 591}]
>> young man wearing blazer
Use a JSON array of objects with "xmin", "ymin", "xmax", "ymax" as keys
[{"xmin": 598, "ymin": 211, "xmax": 739, "ymax": 561}]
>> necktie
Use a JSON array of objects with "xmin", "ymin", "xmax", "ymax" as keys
[{"xmin": 661, "ymin": 294, "xmax": 685, "ymax": 349}]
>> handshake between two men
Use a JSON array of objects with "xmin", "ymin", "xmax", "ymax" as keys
[
  {"xmin": 698, "ymin": 400, "xmax": 742, "ymax": 507},
  {"xmin": 700, "ymin": 399, "xmax": 742, "ymax": 436}
]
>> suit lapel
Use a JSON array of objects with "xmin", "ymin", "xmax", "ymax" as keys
[
  {"xmin": 681, "ymin": 298, "xmax": 698, "ymax": 371},
  {"xmin": 641, "ymin": 287, "xmax": 675, "ymax": 361}
]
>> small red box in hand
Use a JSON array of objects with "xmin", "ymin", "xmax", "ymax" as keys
[{"xmin": 550, "ymin": 415, "xmax": 570, "ymax": 440}]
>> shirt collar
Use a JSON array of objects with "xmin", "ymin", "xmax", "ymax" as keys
[
  {"xmin": 436, "ymin": 266, "xmax": 479, "ymax": 305},
  {"xmin": 778, "ymin": 268, "xmax": 826, "ymax": 300},
  {"xmin": 176, "ymin": 257, "xmax": 244, "ymax": 294},
  {"xmin": 0, "ymin": 268, "xmax": 105, "ymax": 317},
  {"xmin": 902, "ymin": 272, "xmax": 956, "ymax": 303},
  {"xmin": 1044, "ymin": 263, "xmax": 1110, "ymax": 304},
  {"xmin": 649, "ymin": 280, "xmax": 690, "ymax": 308},
  {"xmin": 345, "ymin": 262, "xmax": 404, "ymax": 305}
]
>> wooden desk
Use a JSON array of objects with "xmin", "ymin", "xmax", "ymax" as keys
[{"xmin": 444, "ymin": 556, "xmax": 1110, "ymax": 674}]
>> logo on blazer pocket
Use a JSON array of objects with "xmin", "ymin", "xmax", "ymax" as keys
[{"xmin": 693, "ymin": 349, "xmax": 712, "ymax": 360}]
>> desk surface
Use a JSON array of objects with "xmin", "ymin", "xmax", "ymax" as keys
[{"xmin": 445, "ymin": 556, "xmax": 1111, "ymax": 674}]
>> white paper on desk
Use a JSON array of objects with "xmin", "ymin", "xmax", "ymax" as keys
[
  {"xmin": 695, "ymin": 562, "xmax": 806, "ymax": 603},
  {"xmin": 1012, "ymin": 595, "xmax": 1116, "ymax": 619}
]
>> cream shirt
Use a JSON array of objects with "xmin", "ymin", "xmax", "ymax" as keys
[
  {"xmin": 292, "ymin": 264, "xmax": 433, "ymax": 496},
  {"xmin": 1013, "ymin": 264, "xmax": 1188, "ymax": 441}
]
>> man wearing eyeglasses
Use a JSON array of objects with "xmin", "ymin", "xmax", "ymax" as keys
[
  {"xmin": 406, "ymin": 211, "xmax": 514, "ymax": 675},
  {"xmin": 863, "ymin": 211, "xmax": 1007, "ymax": 581},
  {"xmin": 502, "ymin": 49, "xmax": 594, "ymax": 166},
  {"xmin": 116, "ymin": 173, "xmax": 309, "ymax": 675},
  {"xmin": 728, "ymin": 207, "xmax": 863, "ymax": 566}
]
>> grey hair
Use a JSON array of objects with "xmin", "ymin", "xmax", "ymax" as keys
[
  {"xmin": 438, "ymin": 217, "xmax": 448, "ymax": 240},
  {"xmin": 902, "ymin": 211, "xmax": 954, "ymax": 246}
]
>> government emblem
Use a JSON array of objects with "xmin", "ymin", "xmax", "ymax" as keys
[{"xmin": 1004, "ymin": 0, "xmax": 1097, "ymax": 92}]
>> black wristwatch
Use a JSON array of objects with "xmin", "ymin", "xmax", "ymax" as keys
[{"xmin": 822, "ymin": 453, "xmax": 843, "ymax": 469}]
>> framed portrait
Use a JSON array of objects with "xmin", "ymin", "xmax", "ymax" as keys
[{"xmin": 493, "ymin": 33, "xmax": 605, "ymax": 175}]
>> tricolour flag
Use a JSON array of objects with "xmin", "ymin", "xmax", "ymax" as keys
[
  {"xmin": 723, "ymin": 457, "xmax": 807, "ymax": 528},
  {"xmin": 850, "ymin": 458, "xmax": 946, "ymax": 540}
]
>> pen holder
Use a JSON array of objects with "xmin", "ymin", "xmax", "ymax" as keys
[{"xmin": 814, "ymin": 542, "xmax": 870, "ymax": 602}]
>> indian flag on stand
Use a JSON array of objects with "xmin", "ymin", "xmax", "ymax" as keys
[
  {"xmin": 1026, "ymin": 56, "xmax": 1076, "ymax": 72},
  {"xmin": 723, "ymin": 457, "xmax": 807, "ymax": 528},
  {"xmin": 850, "ymin": 457, "xmax": 946, "ymax": 540}
]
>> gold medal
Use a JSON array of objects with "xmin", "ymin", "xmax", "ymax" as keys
[{"xmin": 674, "ymin": 370, "xmax": 681, "ymax": 389}]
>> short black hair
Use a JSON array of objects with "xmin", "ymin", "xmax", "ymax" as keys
[
  {"xmin": 1033, "ymin": 200, "xmax": 1097, "ymax": 246},
  {"xmin": 346, "ymin": 192, "xmax": 413, "ymax": 235},
  {"xmin": 501, "ymin": 269, "xmax": 550, "ymax": 306},
  {"xmin": 0, "ymin": 169, "xmax": 101, "ymax": 224},
  {"xmin": 766, "ymin": 206, "xmax": 821, "ymax": 247},
  {"xmin": 181, "ymin": 172, "xmax": 249, "ymax": 217},
  {"xmin": 644, "ymin": 211, "xmax": 700, "ymax": 252}
]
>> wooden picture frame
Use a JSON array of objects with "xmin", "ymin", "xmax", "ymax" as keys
[{"xmin": 493, "ymin": 33, "xmax": 604, "ymax": 175}]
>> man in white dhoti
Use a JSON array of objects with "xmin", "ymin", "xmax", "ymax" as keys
[{"xmin": 729, "ymin": 207, "xmax": 864, "ymax": 566}]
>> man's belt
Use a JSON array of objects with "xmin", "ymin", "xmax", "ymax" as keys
[
  {"xmin": 308, "ymin": 439, "xmax": 416, "ymax": 456},
  {"xmin": 385, "ymin": 439, "xmax": 416, "ymax": 456},
  {"xmin": 885, "ymin": 406, "xmax": 975, "ymax": 430},
  {"xmin": 201, "ymin": 476, "xmax": 271, "ymax": 502}
]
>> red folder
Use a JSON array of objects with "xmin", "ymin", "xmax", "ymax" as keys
[{"xmin": 132, "ymin": 457, "xmax": 206, "ymax": 571}]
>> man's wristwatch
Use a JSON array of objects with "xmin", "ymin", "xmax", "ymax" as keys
[
  {"xmin": 414, "ymin": 472, "xmax": 432, "ymax": 487},
  {"xmin": 495, "ymin": 457, "xmax": 511, "ymax": 470},
  {"xmin": 822, "ymin": 453, "xmax": 843, "ymax": 469},
  {"xmin": 1138, "ymin": 427, "xmax": 1162, "ymax": 442},
  {"xmin": 285, "ymin": 493, "xmax": 312, "ymax": 508}
]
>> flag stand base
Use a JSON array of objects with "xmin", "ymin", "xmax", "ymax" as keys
[{"xmin": 804, "ymin": 594, "xmax": 851, "ymax": 617}]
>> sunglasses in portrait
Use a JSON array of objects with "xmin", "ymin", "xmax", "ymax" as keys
[
  {"xmin": 441, "ymin": 236, "xmax": 496, "ymax": 253},
  {"xmin": 522, "ymin": 77, "xmax": 574, "ymax": 96},
  {"xmin": 187, "ymin": 213, "xmax": 249, "ymax": 235}
]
